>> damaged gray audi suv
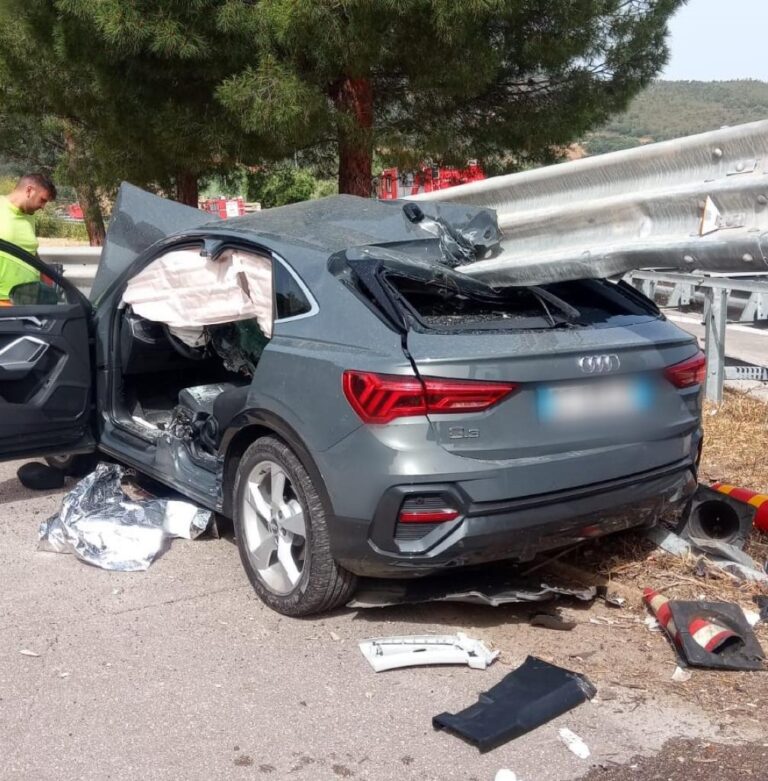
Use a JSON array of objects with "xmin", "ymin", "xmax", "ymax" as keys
[{"xmin": 0, "ymin": 184, "xmax": 703, "ymax": 615}]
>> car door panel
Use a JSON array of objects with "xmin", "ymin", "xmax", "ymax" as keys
[{"xmin": 0, "ymin": 242, "xmax": 95, "ymax": 460}]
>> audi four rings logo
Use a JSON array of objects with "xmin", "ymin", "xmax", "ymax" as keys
[{"xmin": 578, "ymin": 354, "xmax": 621, "ymax": 374}]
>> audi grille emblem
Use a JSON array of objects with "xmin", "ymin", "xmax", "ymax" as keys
[{"xmin": 578, "ymin": 354, "xmax": 621, "ymax": 374}]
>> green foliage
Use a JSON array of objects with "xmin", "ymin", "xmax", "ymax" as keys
[
  {"xmin": 35, "ymin": 208, "xmax": 89, "ymax": 241},
  {"xmin": 585, "ymin": 80, "xmax": 768, "ymax": 154},
  {"xmin": 215, "ymin": 0, "xmax": 684, "ymax": 182},
  {"xmin": 0, "ymin": 0, "xmax": 685, "ymax": 199},
  {"xmin": 246, "ymin": 166, "xmax": 319, "ymax": 209}
]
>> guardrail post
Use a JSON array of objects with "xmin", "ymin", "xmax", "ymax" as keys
[
  {"xmin": 703, "ymin": 286, "xmax": 729, "ymax": 403},
  {"xmin": 740, "ymin": 291, "xmax": 768, "ymax": 322}
]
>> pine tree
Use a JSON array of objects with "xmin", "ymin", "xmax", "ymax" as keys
[
  {"xmin": 0, "ymin": 0, "xmax": 684, "ymax": 207},
  {"xmin": 0, "ymin": 0, "xmax": 265, "ymax": 213},
  {"xmin": 215, "ymin": 0, "xmax": 686, "ymax": 195}
]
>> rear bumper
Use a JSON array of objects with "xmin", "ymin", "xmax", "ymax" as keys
[{"xmin": 329, "ymin": 460, "xmax": 697, "ymax": 578}]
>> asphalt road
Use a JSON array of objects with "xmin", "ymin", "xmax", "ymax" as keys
[
  {"xmin": 0, "ymin": 458, "xmax": 760, "ymax": 781},
  {"xmin": 666, "ymin": 312, "xmax": 768, "ymax": 369}
]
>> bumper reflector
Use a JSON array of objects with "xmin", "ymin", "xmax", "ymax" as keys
[{"xmin": 399, "ymin": 508, "xmax": 460, "ymax": 523}]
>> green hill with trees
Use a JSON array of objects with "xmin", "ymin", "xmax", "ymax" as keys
[{"xmin": 584, "ymin": 80, "xmax": 768, "ymax": 155}]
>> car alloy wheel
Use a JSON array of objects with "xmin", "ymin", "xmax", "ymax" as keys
[
  {"xmin": 233, "ymin": 436, "xmax": 357, "ymax": 616},
  {"xmin": 240, "ymin": 460, "xmax": 308, "ymax": 595}
]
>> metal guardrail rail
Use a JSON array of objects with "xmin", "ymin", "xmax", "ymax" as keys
[
  {"xmin": 625, "ymin": 270, "xmax": 768, "ymax": 402},
  {"xmin": 413, "ymin": 119, "xmax": 768, "ymax": 286},
  {"xmin": 43, "ymin": 250, "xmax": 767, "ymax": 403},
  {"xmin": 39, "ymin": 246, "xmax": 101, "ymax": 296}
]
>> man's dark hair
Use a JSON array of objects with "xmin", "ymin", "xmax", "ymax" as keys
[{"xmin": 18, "ymin": 173, "xmax": 57, "ymax": 201}]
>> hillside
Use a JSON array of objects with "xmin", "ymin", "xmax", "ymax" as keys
[{"xmin": 584, "ymin": 80, "xmax": 768, "ymax": 154}]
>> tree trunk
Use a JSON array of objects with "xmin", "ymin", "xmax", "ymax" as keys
[
  {"xmin": 333, "ymin": 77, "xmax": 374, "ymax": 197},
  {"xmin": 63, "ymin": 128, "xmax": 106, "ymax": 246},
  {"xmin": 176, "ymin": 171, "xmax": 199, "ymax": 207},
  {"xmin": 77, "ymin": 185, "xmax": 106, "ymax": 246}
]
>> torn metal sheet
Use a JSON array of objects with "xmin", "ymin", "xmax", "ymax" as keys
[
  {"xmin": 122, "ymin": 247, "xmax": 273, "ymax": 338},
  {"xmin": 413, "ymin": 120, "xmax": 768, "ymax": 285},
  {"xmin": 359, "ymin": 633, "xmax": 499, "ymax": 672},
  {"xmin": 347, "ymin": 571, "xmax": 596, "ymax": 609},
  {"xmin": 38, "ymin": 463, "xmax": 212, "ymax": 571},
  {"xmin": 645, "ymin": 525, "xmax": 768, "ymax": 582},
  {"xmin": 433, "ymin": 656, "xmax": 596, "ymax": 752}
]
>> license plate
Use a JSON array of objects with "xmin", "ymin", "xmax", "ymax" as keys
[{"xmin": 538, "ymin": 378, "xmax": 653, "ymax": 423}]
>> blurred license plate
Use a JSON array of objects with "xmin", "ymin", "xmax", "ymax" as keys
[{"xmin": 538, "ymin": 378, "xmax": 652, "ymax": 423}]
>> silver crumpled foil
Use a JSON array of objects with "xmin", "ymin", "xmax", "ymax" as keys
[{"xmin": 38, "ymin": 463, "xmax": 212, "ymax": 571}]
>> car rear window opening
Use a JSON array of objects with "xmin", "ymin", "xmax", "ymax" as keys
[
  {"xmin": 388, "ymin": 274, "xmax": 546, "ymax": 327},
  {"xmin": 385, "ymin": 273, "xmax": 655, "ymax": 331}
]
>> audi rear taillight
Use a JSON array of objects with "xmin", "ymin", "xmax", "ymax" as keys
[
  {"xmin": 664, "ymin": 352, "xmax": 706, "ymax": 389},
  {"xmin": 342, "ymin": 371, "xmax": 517, "ymax": 424}
]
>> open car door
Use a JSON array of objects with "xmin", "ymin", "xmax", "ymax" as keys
[{"xmin": 0, "ymin": 239, "xmax": 95, "ymax": 460}]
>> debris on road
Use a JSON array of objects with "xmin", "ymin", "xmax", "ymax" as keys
[
  {"xmin": 558, "ymin": 727, "xmax": 590, "ymax": 760},
  {"xmin": 494, "ymin": 770, "xmax": 521, "ymax": 781},
  {"xmin": 669, "ymin": 600, "xmax": 765, "ymax": 672},
  {"xmin": 596, "ymin": 585, "xmax": 626, "ymax": 607},
  {"xmin": 359, "ymin": 633, "xmax": 499, "ymax": 672},
  {"xmin": 348, "ymin": 569, "xmax": 596, "ymax": 609},
  {"xmin": 671, "ymin": 666, "xmax": 692, "ymax": 683},
  {"xmin": 645, "ymin": 525, "xmax": 767, "ymax": 582},
  {"xmin": 432, "ymin": 656, "xmax": 596, "ymax": 752},
  {"xmin": 529, "ymin": 611, "xmax": 577, "ymax": 631},
  {"xmin": 677, "ymin": 484, "xmax": 755, "ymax": 549},
  {"xmin": 644, "ymin": 589, "xmax": 765, "ymax": 671},
  {"xmin": 19, "ymin": 649, "xmax": 40, "ymax": 657},
  {"xmin": 38, "ymin": 463, "xmax": 212, "ymax": 571},
  {"xmin": 710, "ymin": 482, "xmax": 768, "ymax": 533}
]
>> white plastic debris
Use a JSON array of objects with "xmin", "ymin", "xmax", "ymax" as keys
[
  {"xmin": 359, "ymin": 633, "xmax": 499, "ymax": 672},
  {"xmin": 743, "ymin": 609, "xmax": 761, "ymax": 628},
  {"xmin": 558, "ymin": 728, "xmax": 590, "ymax": 760},
  {"xmin": 672, "ymin": 666, "xmax": 692, "ymax": 683},
  {"xmin": 19, "ymin": 649, "xmax": 40, "ymax": 657},
  {"xmin": 494, "ymin": 770, "xmax": 520, "ymax": 781}
]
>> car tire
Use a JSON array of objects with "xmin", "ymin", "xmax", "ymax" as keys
[
  {"xmin": 233, "ymin": 436, "xmax": 357, "ymax": 616},
  {"xmin": 44, "ymin": 453, "xmax": 99, "ymax": 477}
]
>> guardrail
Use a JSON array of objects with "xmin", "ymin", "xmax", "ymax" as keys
[
  {"xmin": 625, "ymin": 270, "xmax": 768, "ymax": 402},
  {"xmin": 39, "ymin": 246, "xmax": 101, "ymax": 296},
  {"xmin": 41, "ymin": 247, "xmax": 766, "ymax": 403}
]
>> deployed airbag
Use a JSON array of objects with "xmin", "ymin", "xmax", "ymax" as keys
[{"xmin": 123, "ymin": 248, "xmax": 273, "ymax": 337}]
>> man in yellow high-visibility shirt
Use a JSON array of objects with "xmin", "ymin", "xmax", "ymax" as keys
[{"xmin": 0, "ymin": 173, "xmax": 57, "ymax": 305}]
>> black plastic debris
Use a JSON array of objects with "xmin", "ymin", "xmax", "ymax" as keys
[
  {"xmin": 677, "ymin": 485, "xmax": 756, "ymax": 549},
  {"xmin": 667, "ymin": 601, "xmax": 766, "ymax": 672},
  {"xmin": 754, "ymin": 595, "xmax": 768, "ymax": 624},
  {"xmin": 432, "ymin": 656, "xmax": 596, "ymax": 752},
  {"xmin": 17, "ymin": 462, "xmax": 65, "ymax": 491}
]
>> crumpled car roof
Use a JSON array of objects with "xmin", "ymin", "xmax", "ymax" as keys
[{"xmin": 91, "ymin": 185, "xmax": 498, "ymax": 301}]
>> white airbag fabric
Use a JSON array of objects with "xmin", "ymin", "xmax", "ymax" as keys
[{"xmin": 122, "ymin": 249, "xmax": 273, "ymax": 337}]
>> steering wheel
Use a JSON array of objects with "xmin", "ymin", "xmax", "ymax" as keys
[{"xmin": 162, "ymin": 324, "xmax": 208, "ymax": 361}]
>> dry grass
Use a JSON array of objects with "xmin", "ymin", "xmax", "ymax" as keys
[{"xmin": 701, "ymin": 389, "xmax": 768, "ymax": 493}]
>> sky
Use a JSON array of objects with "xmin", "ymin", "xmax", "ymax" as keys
[{"xmin": 662, "ymin": 0, "xmax": 768, "ymax": 81}]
